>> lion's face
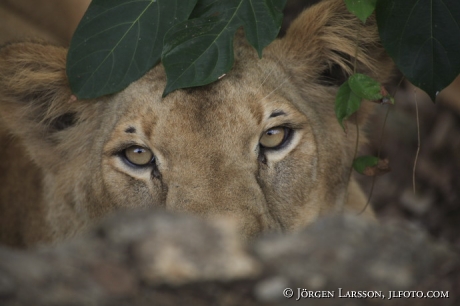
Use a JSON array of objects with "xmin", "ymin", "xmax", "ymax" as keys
[
  {"xmin": 95, "ymin": 57, "xmax": 325, "ymax": 238},
  {"xmin": 0, "ymin": 0, "xmax": 393, "ymax": 244}
]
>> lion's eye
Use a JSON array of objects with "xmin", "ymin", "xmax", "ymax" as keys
[
  {"xmin": 259, "ymin": 126, "xmax": 290, "ymax": 149},
  {"xmin": 123, "ymin": 146, "xmax": 154, "ymax": 166}
]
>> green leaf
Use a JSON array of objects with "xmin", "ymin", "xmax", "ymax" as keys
[
  {"xmin": 353, "ymin": 156, "xmax": 390, "ymax": 176},
  {"xmin": 376, "ymin": 0, "xmax": 460, "ymax": 101},
  {"xmin": 162, "ymin": 0, "xmax": 286, "ymax": 96},
  {"xmin": 240, "ymin": 0, "xmax": 286, "ymax": 57},
  {"xmin": 67, "ymin": 0, "xmax": 197, "ymax": 99},
  {"xmin": 353, "ymin": 156, "xmax": 379, "ymax": 174},
  {"xmin": 161, "ymin": 16, "xmax": 238, "ymax": 97},
  {"xmin": 344, "ymin": 0, "xmax": 377, "ymax": 23},
  {"xmin": 191, "ymin": 0, "xmax": 285, "ymax": 57},
  {"xmin": 348, "ymin": 73, "xmax": 382, "ymax": 101},
  {"xmin": 335, "ymin": 80, "xmax": 362, "ymax": 130}
]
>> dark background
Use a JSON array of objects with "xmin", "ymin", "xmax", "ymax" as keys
[{"xmin": 283, "ymin": 0, "xmax": 460, "ymax": 251}]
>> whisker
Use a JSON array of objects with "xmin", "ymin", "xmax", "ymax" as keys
[
  {"xmin": 255, "ymin": 65, "xmax": 277, "ymax": 94},
  {"xmin": 256, "ymin": 76, "xmax": 291, "ymax": 104}
]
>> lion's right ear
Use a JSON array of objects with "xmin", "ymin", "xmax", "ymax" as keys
[
  {"xmin": 0, "ymin": 42, "xmax": 72, "ymax": 132},
  {"xmin": 0, "ymin": 42, "xmax": 99, "ymax": 169},
  {"xmin": 269, "ymin": 0, "xmax": 394, "ymax": 88}
]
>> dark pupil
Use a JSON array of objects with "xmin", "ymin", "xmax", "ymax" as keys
[{"xmin": 134, "ymin": 148, "xmax": 145, "ymax": 154}]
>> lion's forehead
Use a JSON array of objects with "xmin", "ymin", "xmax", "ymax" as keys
[{"xmin": 117, "ymin": 73, "xmax": 273, "ymax": 137}]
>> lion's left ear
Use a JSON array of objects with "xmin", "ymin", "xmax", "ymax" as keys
[{"xmin": 268, "ymin": 0, "xmax": 394, "ymax": 88}]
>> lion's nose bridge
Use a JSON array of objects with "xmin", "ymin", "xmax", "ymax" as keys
[
  {"xmin": 165, "ymin": 166, "xmax": 257, "ymax": 213},
  {"xmin": 163, "ymin": 148, "xmax": 257, "ymax": 210},
  {"xmin": 163, "ymin": 159, "xmax": 276, "ymax": 236}
]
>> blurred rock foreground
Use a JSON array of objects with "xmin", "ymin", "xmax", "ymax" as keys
[{"xmin": 0, "ymin": 210, "xmax": 458, "ymax": 306}]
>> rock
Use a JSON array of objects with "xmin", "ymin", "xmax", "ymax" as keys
[{"xmin": 0, "ymin": 211, "xmax": 458, "ymax": 306}]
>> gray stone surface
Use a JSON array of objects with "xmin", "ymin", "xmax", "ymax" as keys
[{"xmin": 0, "ymin": 211, "xmax": 458, "ymax": 306}]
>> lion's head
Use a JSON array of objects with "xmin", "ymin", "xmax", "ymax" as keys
[{"xmin": 0, "ymin": 0, "xmax": 393, "ymax": 246}]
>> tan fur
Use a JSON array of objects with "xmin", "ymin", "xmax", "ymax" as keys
[{"xmin": 0, "ymin": 0, "xmax": 394, "ymax": 247}]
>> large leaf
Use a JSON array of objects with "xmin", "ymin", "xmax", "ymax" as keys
[
  {"xmin": 67, "ymin": 0, "xmax": 197, "ymax": 99},
  {"xmin": 161, "ymin": 16, "xmax": 239, "ymax": 97},
  {"xmin": 376, "ymin": 0, "xmax": 460, "ymax": 101},
  {"xmin": 162, "ymin": 0, "xmax": 286, "ymax": 96},
  {"xmin": 191, "ymin": 0, "xmax": 285, "ymax": 56},
  {"xmin": 236, "ymin": 0, "xmax": 286, "ymax": 57}
]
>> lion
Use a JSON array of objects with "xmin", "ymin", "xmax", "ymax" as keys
[{"xmin": 0, "ymin": 0, "xmax": 393, "ymax": 247}]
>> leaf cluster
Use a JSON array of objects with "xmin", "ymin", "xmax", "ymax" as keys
[
  {"xmin": 343, "ymin": 0, "xmax": 459, "ymax": 174},
  {"xmin": 335, "ymin": 73, "xmax": 393, "ymax": 130},
  {"xmin": 345, "ymin": 0, "xmax": 460, "ymax": 101},
  {"xmin": 67, "ymin": 0, "xmax": 286, "ymax": 99}
]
